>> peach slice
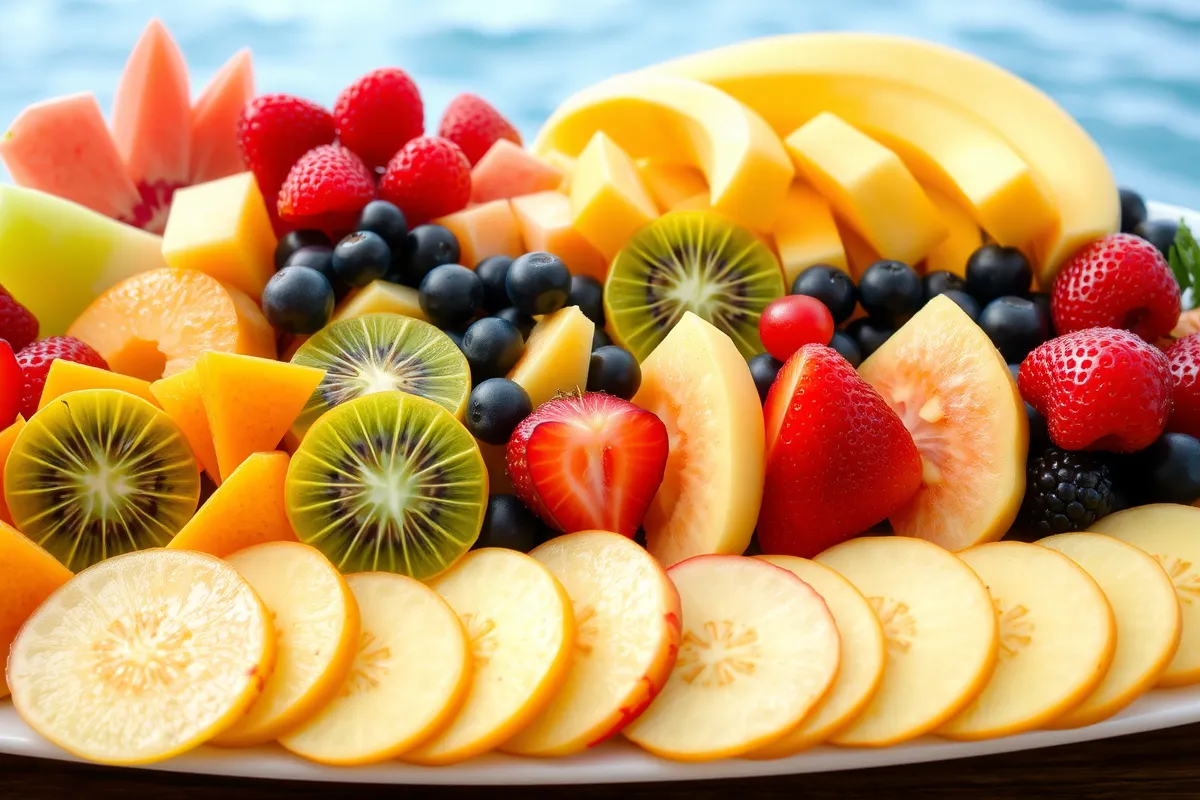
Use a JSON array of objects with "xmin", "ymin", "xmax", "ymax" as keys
[
  {"xmin": 0, "ymin": 519, "xmax": 72, "ymax": 698},
  {"xmin": 937, "ymin": 541, "xmax": 1115, "ymax": 740},
  {"xmin": 404, "ymin": 548, "xmax": 575, "ymax": 765},
  {"xmin": 502, "ymin": 531, "xmax": 682, "ymax": 756},
  {"xmin": 622, "ymin": 554, "xmax": 839, "ymax": 761},
  {"xmin": 1040, "ymin": 532, "xmax": 1181, "ymax": 727},
  {"xmin": 747, "ymin": 555, "xmax": 885, "ymax": 758},
  {"xmin": 279, "ymin": 572, "xmax": 470, "ymax": 765},
  {"xmin": 815, "ymin": 536, "xmax": 997, "ymax": 747}
]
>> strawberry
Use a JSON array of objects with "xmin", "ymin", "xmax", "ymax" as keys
[
  {"xmin": 277, "ymin": 144, "xmax": 376, "ymax": 234},
  {"xmin": 437, "ymin": 93, "xmax": 522, "ymax": 166},
  {"xmin": 379, "ymin": 136, "xmax": 472, "ymax": 226},
  {"xmin": 0, "ymin": 340, "xmax": 20, "ymax": 429},
  {"xmin": 237, "ymin": 94, "xmax": 336, "ymax": 202},
  {"xmin": 1166, "ymin": 333, "xmax": 1200, "ymax": 438},
  {"xmin": 757, "ymin": 344, "xmax": 922, "ymax": 558},
  {"xmin": 1051, "ymin": 233, "xmax": 1181, "ymax": 343},
  {"xmin": 333, "ymin": 68, "xmax": 424, "ymax": 169},
  {"xmin": 16, "ymin": 336, "xmax": 108, "ymax": 419},
  {"xmin": 0, "ymin": 285, "xmax": 38, "ymax": 352},
  {"xmin": 1019, "ymin": 328, "xmax": 1172, "ymax": 453},
  {"xmin": 506, "ymin": 392, "xmax": 669, "ymax": 538}
]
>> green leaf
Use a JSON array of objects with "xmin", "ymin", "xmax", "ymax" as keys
[{"xmin": 1169, "ymin": 219, "xmax": 1200, "ymax": 308}]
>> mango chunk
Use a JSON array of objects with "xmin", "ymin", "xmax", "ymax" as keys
[
  {"xmin": 569, "ymin": 132, "xmax": 659, "ymax": 261},
  {"xmin": 38, "ymin": 360, "xmax": 159, "ymax": 410},
  {"xmin": 0, "ymin": 520, "xmax": 73, "ymax": 697},
  {"xmin": 924, "ymin": 189, "xmax": 985, "ymax": 277},
  {"xmin": 511, "ymin": 191, "xmax": 607, "ymax": 282},
  {"xmin": 637, "ymin": 161, "xmax": 708, "ymax": 213},
  {"xmin": 773, "ymin": 183, "xmax": 848, "ymax": 284},
  {"xmin": 434, "ymin": 199, "xmax": 523, "ymax": 269}
]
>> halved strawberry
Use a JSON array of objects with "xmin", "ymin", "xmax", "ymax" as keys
[
  {"xmin": 506, "ymin": 392, "xmax": 669, "ymax": 538},
  {"xmin": 0, "ymin": 340, "xmax": 20, "ymax": 429}
]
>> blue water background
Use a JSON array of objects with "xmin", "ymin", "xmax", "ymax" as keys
[{"xmin": 1, "ymin": 0, "xmax": 1198, "ymax": 207}]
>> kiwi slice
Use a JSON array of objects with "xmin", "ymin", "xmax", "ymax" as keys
[
  {"xmin": 4, "ymin": 389, "xmax": 200, "ymax": 571},
  {"xmin": 285, "ymin": 391, "xmax": 487, "ymax": 579},
  {"xmin": 290, "ymin": 313, "xmax": 471, "ymax": 438},
  {"xmin": 604, "ymin": 211, "xmax": 786, "ymax": 360}
]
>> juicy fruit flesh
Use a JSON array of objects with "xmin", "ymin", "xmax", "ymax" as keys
[{"xmin": 0, "ymin": 520, "xmax": 73, "ymax": 699}]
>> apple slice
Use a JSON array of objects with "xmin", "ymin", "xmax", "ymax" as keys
[
  {"xmin": 1040, "ymin": 532, "xmax": 1182, "ymax": 727},
  {"xmin": 622, "ymin": 555, "xmax": 840, "ymax": 761},
  {"xmin": 278, "ymin": 573, "xmax": 470, "ymax": 765},
  {"xmin": 815, "ymin": 536, "xmax": 996, "ymax": 747},
  {"xmin": 747, "ymin": 555, "xmax": 886, "ymax": 758},
  {"xmin": 937, "ymin": 541, "xmax": 1115, "ymax": 740},
  {"xmin": 403, "ymin": 548, "xmax": 575, "ymax": 765},
  {"xmin": 502, "ymin": 531, "xmax": 682, "ymax": 756},
  {"xmin": 1090, "ymin": 504, "xmax": 1200, "ymax": 686}
]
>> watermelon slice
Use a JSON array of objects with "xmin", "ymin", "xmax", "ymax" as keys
[{"xmin": 190, "ymin": 48, "xmax": 255, "ymax": 184}]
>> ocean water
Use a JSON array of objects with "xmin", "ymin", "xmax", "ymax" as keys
[{"xmin": 1, "ymin": 0, "xmax": 1199, "ymax": 207}]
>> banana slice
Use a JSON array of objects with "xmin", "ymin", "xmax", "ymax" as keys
[
  {"xmin": 622, "ymin": 554, "xmax": 840, "ymax": 761},
  {"xmin": 7, "ymin": 550, "xmax": 275, "ymax": 766}
]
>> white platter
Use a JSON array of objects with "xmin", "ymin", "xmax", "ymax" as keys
[{"xmin": 0, "ymin": 202, "xmax": 1192, "ymax": 786}]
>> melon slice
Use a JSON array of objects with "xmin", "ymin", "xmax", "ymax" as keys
[
  {"xmin": 470, "ymin": 140, "xmax": 564, "ymax": 204},
  {"xmin": 858, "ymin": 294, "xmax": 1027, "ymax": 549},
  {"xmin": 190, "ymin": 49, "xmax": 255, "ymax": 184},
  {"xmin": 637, "ymin": 161, "xmax": 708, "ymax": 213},
  {"xmin": 150, "ymin": 366, "xmax": 221, "ymax": 481},
  {"xmin": 433, "ymin": 199, "xmax": 523, "ymax": 269},
  {"xmin": 510, "ymin": 191, "xmax": 608, "ymax": 282},
  {"xmin": 924, "ymin": 188, "xmax": 985, "ymax": 277},
  {"xmin": 0, "ymin": 416, "xmax": 26, "ymax": 526},
  {"xmin": 507, "ymin": 306, "xmax": 594, "ymax": 409}
]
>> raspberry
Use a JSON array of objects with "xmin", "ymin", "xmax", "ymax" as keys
[
  {"xmin": 333, "ymin": 68, "xmax": 423, "ymax": 169},
  {"xmin": 378, "ymin": 136, "xmax": 471, "ymax": 226},
  {"xmin": 237, "ymin": 94, "xmax": 335, "ymax": 201},
  {"xmin": 437, "ymin": 93, "xmax": 521, "ymax": 166},
  {"xmin": 16, "ymin": 336, "xmax": 108, "ymax": 419},
  {"xmin": 1166, "ymin": 333, "xmax": 1200, "ymax": 438},
  {"xmin": 1021, "ymin": 447, "xmax": 1115, "ymax": 535},
  {"xmin": 277, "ymin": 144, "xmax": 376, "ymax": 234},
  {"xmin": 0, "ymin": 285, "xmax": 39, "ymax": 352}
]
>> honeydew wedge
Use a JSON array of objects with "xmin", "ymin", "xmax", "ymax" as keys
[{"xmin": 507, "ymin": 305, "xmax": 595, "ymax": 409}]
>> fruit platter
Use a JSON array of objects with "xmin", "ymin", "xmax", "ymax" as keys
[{"xmin": 2, "ymin": 19, "xmax": 1200, "ymax": 787}]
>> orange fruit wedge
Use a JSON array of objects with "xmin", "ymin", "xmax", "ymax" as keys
[
  {"xmin": 0, "ymin": 520, "xmax": 72, "ymax": 698},
  {"xmin": 38, "ymin": 360, "xmax": 159, "ymax": 410},
  {"xmin": 150, "ymin": 365, "xmax": 221, "ymax": 481},
  {"xmin": 0, "ymin": 415, "xmax": 26, "ymax": 526}
]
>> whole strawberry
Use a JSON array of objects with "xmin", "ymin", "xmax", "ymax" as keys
[
  {"xmin": 379, "ymin": 136, "xmax": 471, "ymax": 226},
  {"xmin": 1019, "ymin": 327, "xmax": 1172, "ymax": 453},
  {"xmin": 334, "ymin": 68, "xmax": 423, "ymax": 169},
  {"xmin": 16, "ymin": 336, "xmax": 108, "ymax": 419},
  {"xmin": 237, "ymin": 94, "xmax": 335, "ymax": 201},
  {"xmin": 1166, "ymin": 333, "xmax": 1200, "ymax": 438},
  {"xmin": 438, "ymin": 93, "xmax": 522, "ymax": 166},
  {"xmin": 278, "ymin": 144, "xmax": 376, "ymax": 234},
  {"xmin": 1051, "ymin": 233, "xmax": 1180, "ymax": 342},
  {"xmin": 0, "ymin": 284, "xmax": 38, "ymax": 352}
]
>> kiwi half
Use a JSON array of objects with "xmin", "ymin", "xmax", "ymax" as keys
[
  {"xmin": 285, "ymin": 391, "xmax": 487, "ymax": 579},
  {"xmin": 290, "ymin": 313, "xmax": 471, "ymax": 438},
  {"xmin": 4, "ymin": 389, "xmax": 200, "ymax": 571},
  {"xmin": 604, "ymin": 211, "xmax": 785, "ymax": 360}
]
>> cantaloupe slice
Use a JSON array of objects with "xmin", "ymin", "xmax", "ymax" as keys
[
  {"xmin": 433, "ymin": 199, "xmax": 523, "ymax": 269},
  {"xmin": 190, "ymin": 49, "xmax": 255, "ymax": 184},
  {"xmin": 0, "ymin": 416, "xmax": 26, "ymax": 526},
  {"xmin": 510, "ymin": 191, "xmax": 608, "ymax": 282},
  {"xmin": 0, "ymin": 520, "xmax": 73, "ymax": 698},
  {"xmin": 195, "ymin": 353, "xmax": 325, "ymax": 482},
  {"xmin": 470, "ymin": 140, "xmax": 564, "ymax": 204},
  {"xmin": 150, "ymin": 366, "xmax": 221, "ymax": 481},
  {"xmin": 38, "ymin": 360, "xmax": 158, "ymax": 410}
]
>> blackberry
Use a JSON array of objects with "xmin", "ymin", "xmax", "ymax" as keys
[{"xmin": 1022, "ymin": 447, "xmax": 1115, "ymax": 536}]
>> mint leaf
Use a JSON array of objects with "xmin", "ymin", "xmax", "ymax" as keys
[{"xmin": 1169, "ymin": 219, "xmax": 1200, "ymax": 309}]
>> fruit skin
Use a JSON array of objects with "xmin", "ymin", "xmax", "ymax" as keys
[
  {"xmin": 1136, "ymin": 218, "xmax": 1179, "ymax": 260},
  {"xmin": 857, "ymin": 260, "xmax": 923, "ymax": 327},
  {"xmin": 496, "ymin": 306, "xmax": 536, "ymax": 339},
  {"xmin": 845, "ymin": 317, "xmax": 894, "ymax": 359},
  {"xmin": 379, "ymin": 136, "xmax": 472, "ymax": 226},
  {"xmin": 567, "ymin": 274, "xmax": 606, "ymax": 326},
  {"xmin": 396, "ymin": 224, "xmax": 461, "ymax": 287},
  {"xmin": 461, "ymin": 317, "xmax": 525, "ymax": 382},
  {"xmin": 333, "ymin": 67, "xmax": 424, "ymax": 169},
  {"xmin": 587, "ymin": 346, "xmax": 642, "ymax": 401},
  {"xmin": 748, "ymin": 352, "xmax": 783, "ymax": 402},
  {"xmin": 284, "ymin": 246, "xmax": 347, "ymax": 299},
  {"xmin": 1119, "ymin": 188, "xmax": 1148, "ymax": 234},
  {"xmin": 758, "ymin": 344, "xmax": 923, "ymax": 558},
  {"xmin": 1022, "ymin": 447, "xmax": 1115, "ymax": 535},
  {"xmin": 474, "ymin": 494, "xmax": 546, "ymax": 553},
  {"xmin": 237, "ymin": 93, "xmax": 335, "ymax": 202},
  {"xmin": 354, "ymin": 200, "xmax": 408, "ymax": 254},
  {"xmin": 419, "ymin": 264, "xmax": 484, "ymax": 330},
  {"xmin": 278, "ymin": 144, "xmax": 376, "ymax": 233},
  {"xmin": 437, "ymin": 92, "xmax": 522, "ymax": 166},
  {"xmin": 262, "ymin": 266, "xmax": 335, "ymax": 335},
  {"xmin": 275, "ymin": 230, "xmax": 331, "ymax": 271},
  {"xmin": 0, "ymin": 285, "xmax": 39, "ymax": 352},
  {"xmin": 1051, "ymin": 233, "xmax": 1181, "ymax": 343},
  {"xmin": 332, "ymin": 231, "xmax": 391, "ymax": 288},
  {"xmin": 475, "ymin": 255, "xmax": 514, "ymax": 312},
  {"xmin": 465, "ymin": 378, "xmax": 533, "ymax": 446},
  {"xmin": 506, "ymin": 252, "xmax": 572, "ymax": 316},
  {"xmin": 1130, "ymin": 433, "xmax": 1200, "ymax": 506},
  {"xmin": 979, "ymin": 296, "xmax": 1050, "ymax": 364},
  {"xmin": 15, "ymin": 336, "xmax": 108, "ymax": 420},
  {"xmin": 1166, "ymin": 334, "xmax": 1200, "ymax": 438},
  {"xmin": 0, "ymin": 520, "xmax": 72, "ymax": 698},
  {"xmin": 922, "ymin": 270, "xmax": 966, "ymax": 303},
  {"xmin": 829, "ymin": 330, "xmax": 863, "ymax": 368},
  {"xmin": 0, "ymin": 342, "xmax": 19, "ymax": 429},
  {"xmin": 758, "ymin": 295, "xmax": 835, "ymax": 362},
  {"xmin": 1019, "ymin": 328, "xmax": 1172, "ymax": 453},
  {"xmin": 965, "ymin": 245, "xmax": 1032, "ymax": 305},
  {"xmin": 791, "ymin": 264, "xmax": 857, "ymax": 324}
]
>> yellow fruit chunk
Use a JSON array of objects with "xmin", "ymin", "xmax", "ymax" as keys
[
  {"xmin": 836, "ymin": 217, "xmax": 882, "ymax": 282},
  {"xmin": 38, "ymin": 360, "xmax": 158, "ymax": 410},
  {"xmin": 772, "ymin": 183, "xmax": 848, "ymax": 284},
  {"xmin": 785, "ymin": 113, "xmax": 946, "ymax": 266},
  {"xmin": 624, "ymin": 555, "xmax": 839, "ymax": 761},
  {"xmin": 168, "ymin": 451, "xmax": 297, "ymax": 557},
  {"xmin": 503, "ymin": 531, "xmax": 683, "ymax": 756},
  {"xmin": 213, "ymin": 542, "xmax": 359, "ymax": 746},
  {"xmin": 150, "ymin": 366, "xmax": 220, "ymax": 481},
  {"xmin": 507, "ymin": 305, "xmax": 594, "ymax": 409},
  {"xmin": 671, "ymin": 192, "xmax": 711, "ymax": 213},
  {"xmin": 543, "ymin": 151, "xmax": 576, "ymax": 189},
  {"xmin": 8, "ymin": 550, "xmax": 275, "ymax": 765},
  {"xmin": 924, "ymin": 188, "xmax": 984, "ymax": 277},
  {"xmin": 404, "ymin": 548, "xmax": 575, "ymax": 765},
  {"xmin": 434, "ymin": 199, "xmax": 523, "ymax": 269},
  {"xmin": 1040, "ymin": 533, "xmax": 1182, "ymax": 727},
  {"xmin": 161, "ymin": 172, "xmax": 277, "ymax": 302},
  {"xmin": 748, "ymin": 555, "xmax": 885, "ymax": 758},
  {"xmin": 1090, "ymin": 504, "xmax": 1200, "ymax": 686},
  {"xmin": 333, "ymin": 280, "xmax": 427, "ymax": 323},
  {"xmin": 195, "ymin": 352, "xmax": 325, "ymax": 482},
  {"xmin": 0, "ymin": 416, "xmax": 26, "ymax": 526},
  {"xmin": 568, "ymin": 132, "xmax": 659, "ymax": 261},
  {"xmin": 637, "ymin": 161, "xmax": 708, "ymax": 213},
  {"xmin": 510, "ymin": 191, "xmax": 607, "ymax": 282},
  {"xmin": 816, "ymin": 537, "xmax": 997, "ymax": 747},
  {"xmin": 0, "ymin": 520, "xmax": 72, "ymax": 698},
  {"xmin": 633, "ymin": 312, "xmax": 764, "ymax": 566},
  {"xmin": 938, "ymin": 541, "xmax": 1115, "ymax": 740}
]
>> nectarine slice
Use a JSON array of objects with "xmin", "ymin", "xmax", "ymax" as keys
[
  {"xmin": 938, "ymin": 541, "xmax": 1115, "ymax": 740},
  {"xmin": 0, "ymin": 520, "xmax": 72, "ymax": 698},
  {"xmin": 816, "ymin": 536, "xmax": 997, "ymax": 747},
  {"xmin": 502, "ymin": 531, "xmax": 682, "ymax": 756},
  {"xmin": 622, "ymin": 554, "xmax": 839, "ymax": 761}
]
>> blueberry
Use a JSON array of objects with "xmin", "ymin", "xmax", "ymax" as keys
[
  {"xmin": 419, "ymin": 264, "xmax": 484, "ymax": 330},
  {"xmin": 285, "ymin": 246, "xmax": 350, "ymax": 301},
  {"xmin": 262, "ymin": 266, "xmax": 335, "ymax": 335},
  {"xmin": 858, "ymin": 260, "xmax": 922, "ymax": 326},
  {"xmin": 1136, "ymin": 218, "xmax": 1179, "ymax": 260},
  {"xmin": 1026, "ymin": 402, "xmax": 1051, "ymax": 458},
  {"xmin": 396, "ymin": 224, "xmax": 460, "ymax": 286},
  {"xmin": 979, "ymin": 296, "xmax": 1050, "ymax": 363},
  {"xmin": 940, "ymin": 289, "xmax": 981, "ymax": 322},
  {"xmin": 473, "ymin": 494, "xmax": 545, "ymax": 553},
  {"xmin": 846, "ymin": 317, "xmax": 895, "ymax": 359},
  {"xmin": 1030, "ymin": 291, "xmax": 1055, "ymax": 337},
  {"xmin": 922, "ymin": 270, "xmax": 966, "ymax": 303},
  {"xmin": 466, "ymin": 378, "xmax": 533, "ymax": 445},
  {"xmin": 461, "ymin": 317, "xmax": 525, "ymax": 382},
  {"xmin": 444, "ymin": 328, "xmax": 465, "ymax": 351},
  {"xmin": 791, "ymin": 264, "xmax": 857, "ymax": 324},
  {"xmin": 506, "ymin": 252, "xmax": 571, "ymax": 316},
  {"xmin": 332, "ymin": 231, "xmax": 391, "ymax": 287},
  {"xmin": 587, "ymin": 346, "xmax": 641, "ymax": 400},
  {"xmin": 475, "ymin": 255, "xmax": 514, "ymax": 313},
  {"xmin": 567, "ymin": 275, "xmax": 605, "ymax": 326},
  {"xmin": 355, "ymin": 200, "xmax": 408, "ymax": 253},
  {"xmin": 1119, "ymin": 188, "xmax": 1148, "ymax": 235},
  {"xmin": 495, "ymin": 306, "xmax": 536, "ymax": 339},
  {"xmin": 965, "ymin": 245, "xmax": 1032, "ymax": 304},
  {"xmin": 748, "ymin": 352, "xmax": 783, "ymax": 403},
  {"xmin": 829, "ymin": 330, "xmax": 862, "ymax": 368},
  {"xmin": 592, "ymin": 328, "xmax": 613, "ymax": 351},
  {"xmin": 1134, "ymin": 433, "xmax": 1200, "ymax": 505},
  {"xmin": 275, "ymin": 230, "xmax": 331, "ymax": 271}
]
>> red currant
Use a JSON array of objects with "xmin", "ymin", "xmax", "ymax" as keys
[
  {"xmin": 0, "ymin": 340, "xmax": 20, "ymax": 429},
  {"xmin": 759, "ymin": 295, "xmax": 835, "ymax": 362}
]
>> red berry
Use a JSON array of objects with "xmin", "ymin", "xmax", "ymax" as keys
[
  {"xmin": 1166, "ymin": 333, "xmax": 1200, "ymax": 438},
  {"xmin": 277, "ymin": 144, "xmax": 376, "ymax": 234},
  {"xmin": 333, "ymin": 68, "xmax": 424, "ymax": 169},
  {"xmin": 1051, "ymin": 233, "xmax": 1181, "ymax": 343},
  {"xmin": 1018, "ymin": 327, "xmax": 1172, "ymax": 453},
  {"xmin": 15, "ymin": 336, "xmax": 108, "ymax": 419},
  {"xmin": 237, "ymin": 94, "xmax": 335, "ymax": 201},
  {"xmin": 378, "ymin": 136, "xmax": 472, "ymax": 226},
  {"xmin": 0, "ymin": 340, "xmax": 20, "ymax": 429},
  {"xmin": 0, "ymin": 285, "xmax": 39, "ymax": 352},
  {"xmin": 437, "ymin": 93, "xmax": 522, "ymax": 166},
  {"xmin": 759, "ymin": 295, "xmax": 835, "ymax": 361}
]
